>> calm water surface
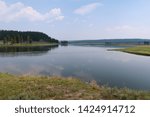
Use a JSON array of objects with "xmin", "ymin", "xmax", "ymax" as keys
[{"xmin": 0, "ymin": 45, "xmax": 150, "ymax": 90}]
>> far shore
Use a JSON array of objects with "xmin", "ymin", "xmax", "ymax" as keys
[
  {"xmin": 0, "ymin": 43, "xmax": 59, "ymax": 48},
  {"xmin": 111, "ymin": 45, "xmax": 150, "ymax": 56}
]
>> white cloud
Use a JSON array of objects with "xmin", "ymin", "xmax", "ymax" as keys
[
  {"xmin": 89, "ymin": 23, "xmax": 94, "ymax": 27},
  {"xmin": 106, "ymin": 25, "xmax": 135, "ymax": 32},
  {"xmin": 0, "ymin": 0, "xmax": 64, "ymax": 22},
  {"xmin": 74, "ymin": 2, "xmax": 102, "ymax": 15},
  {"xmin": 105, "ymin": 25, "xmax": 149, "ymax": 38}
]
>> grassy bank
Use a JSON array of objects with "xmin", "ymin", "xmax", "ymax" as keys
[
  {"xmin": 0, "ymin": 73, "xmax": 150, "ymax": 100},
  {"xmin": 0, "ymin": 42, "xmax": 58, "ymax": 47},
  {"xmin": 116, "ymin": 46, "xmax": 150, "ymax": 56}
]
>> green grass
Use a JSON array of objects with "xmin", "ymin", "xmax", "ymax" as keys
[
  {"xmin": 0, "ymin": 42, "xmax": 58, "ymax": 47},
  {"xmin": 116, "ymin": 46, "xmax": 150, "ymax": 56},
  {"xmin": 0, "ymin": 73, "xmax": 150, "ymax": 100}
]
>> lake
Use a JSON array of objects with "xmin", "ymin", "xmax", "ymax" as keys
[{"xmin": 0, "ymin": 45, "xmax": 150, "ymax": 90}]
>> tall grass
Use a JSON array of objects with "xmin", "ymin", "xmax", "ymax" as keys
[{"xmin": 0, "ymin": 73, "xmax": 150, "ymax": 100}]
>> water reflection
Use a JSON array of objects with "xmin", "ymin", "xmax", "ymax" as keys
[
  {"xmin": 0, "ymin": 45, "xmax": 59, "ymax": 57},
  {"xmin": 0, "ymin": 45, "xmax": 150, "ymax": 90}
]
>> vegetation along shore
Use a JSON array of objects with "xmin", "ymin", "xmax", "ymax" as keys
[
  {"xmin": 114, "ymin": 46, "xmax": 150, "ymax": 56},
  {"xmin": 0, "ymin": 30, "xmax": 59, "ymax": 47},
  {"xmin": 0, "ymin": 73, "xmax": 150, "ymax": 100}
]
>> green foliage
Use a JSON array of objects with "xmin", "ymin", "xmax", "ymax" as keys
[
  {"xmin": 117, "ymin": 46, "xmax": 150, "ymax": 56},
  {"xmin": 0, "ymin": 30, "xmax": 59, "ymax": 45}
]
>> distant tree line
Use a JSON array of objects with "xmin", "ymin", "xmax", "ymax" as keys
[
  {"xmin": 0, "ymin": 30, "xmax": 59, "ymax": 45},
  {"xmin": 60, "ymin": 41, "xmax": 68, "ymax": 46}
]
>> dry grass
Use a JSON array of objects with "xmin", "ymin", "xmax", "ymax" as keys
[{"xmin": 0, "ymin": 73, "xmax": 150, "ymax": 100}]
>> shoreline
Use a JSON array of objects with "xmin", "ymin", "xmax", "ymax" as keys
[
  {"xmin": 113, "ymin": 46, "xmax": 150, "ymax": 56},
  {"xmin": 0, "ymin": 73, "xmax": 150, "ymax": 100},
  {"xmin": 0, "ymin": 43, "xmax": 59, "ymax": 48}
]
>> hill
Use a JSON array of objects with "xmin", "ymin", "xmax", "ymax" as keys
[
  {"xmin": 0, "ymin": 30, "xmax": 59, "ymax": 45},
  {"xmin": 69, "ymin": 39, "xmax": 150, "ymax": 46}
]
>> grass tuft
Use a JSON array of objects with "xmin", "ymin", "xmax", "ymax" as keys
[{"xmin": 0, "ymin": 73, "xmax": 150, "ymax": 100}]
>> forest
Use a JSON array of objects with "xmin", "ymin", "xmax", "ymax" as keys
[{"xmin": 0, "ymin": 30, "xmax": 59, "ymax": 45}]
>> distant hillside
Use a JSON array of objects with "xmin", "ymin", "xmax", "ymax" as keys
[
  {"xmin": 0, "ymin": 30, "xmax": 58, "ymax": 44},
  {"xmin": 69, "ymin": 39, "xmax": 150, "ymax": 45}
]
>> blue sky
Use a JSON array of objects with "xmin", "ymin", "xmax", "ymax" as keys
[{"xmin": 0, "ymin": 0, "xmax": 150, "ymax": 40}]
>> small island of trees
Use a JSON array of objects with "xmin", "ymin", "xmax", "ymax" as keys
[{"xmin": 0, "ymin": 30, "xmax": 59, "ymax": 45}]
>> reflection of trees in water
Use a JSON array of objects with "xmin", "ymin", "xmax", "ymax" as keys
[{"xmin": 0, "ymin": 45, "xmax": 59, "ymax": 57}]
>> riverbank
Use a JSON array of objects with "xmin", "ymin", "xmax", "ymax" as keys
[
  {"xmin": 0, "ymin": 43, "xmax": 59, "ymax": 48},
  {"xmin": 115, "ymin": 46, "xmax": 150, "ymax": 56},
  {"xmin": 0, "ymin": 73, "xmax": 149, "ymax": 100}
]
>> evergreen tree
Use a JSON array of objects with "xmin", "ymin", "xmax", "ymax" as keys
[{"xmin": 0, "ymin": 30, "xmax": 59, "ymax": 44}]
